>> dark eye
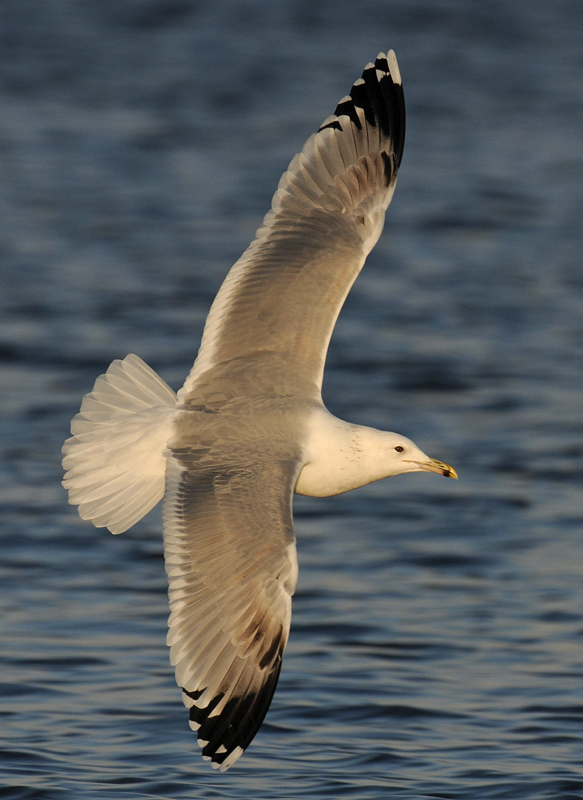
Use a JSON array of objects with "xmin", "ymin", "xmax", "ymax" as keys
[{"xmin": 395, "ymin": 445, "xmax": 404, "ymax": 453}]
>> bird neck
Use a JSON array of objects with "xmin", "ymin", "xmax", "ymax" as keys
[{"xmin": 295, "ymin": 407, "xmax": 396, "ymax": 497}]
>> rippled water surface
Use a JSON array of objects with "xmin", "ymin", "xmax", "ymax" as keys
[{"xmin": 1, "ymin": 1, "xmax": 583, "ymax": 798}]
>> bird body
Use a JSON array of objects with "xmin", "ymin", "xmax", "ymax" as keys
[{"xmin": 62, "ymin": 50, "xmax": 456, "ymax": 771}]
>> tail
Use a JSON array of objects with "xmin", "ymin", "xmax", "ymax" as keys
[{"xmin": 62, "ymin": 354, "xmax": 177, "ymax": 534}]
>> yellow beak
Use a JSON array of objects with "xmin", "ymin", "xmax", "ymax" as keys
[{"xmin": 414, "ymin": 458, "xmax": 458, "ymax": 479}]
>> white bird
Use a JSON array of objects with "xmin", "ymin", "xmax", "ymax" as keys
[{"xmin": 62, "ymin": 50, "xmax": 457, "ymax": 771}]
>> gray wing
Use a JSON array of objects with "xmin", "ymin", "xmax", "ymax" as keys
[
  {"xmin": 163, "ymin": 443, "xmax": 302, "ymax": 771},
  {"xmin": 178, "ymin": 50, "xmax": 405, "ymax": 401}
]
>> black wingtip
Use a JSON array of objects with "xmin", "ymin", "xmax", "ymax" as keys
[
  {"xmin": 350, "ymin": 76, "xmax": 376, "ymax": 128},
  {"xmin": 318, "ymin": 118, "xmax": 343, "ymax": 133},
  {"xmin": 334, "ymin": 95, "xmax": 363, "ymax": 130},
  {"xmin": 318, "ymin": 49, "xmax": 406, "ymax": 171},
  {"xmin": 183, "ymin": 629, "xmax": 286, "ymax": 770}
]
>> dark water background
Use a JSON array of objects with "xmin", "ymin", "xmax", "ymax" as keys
[{"xmin": 1, "ymin": 1, "xmax": 583, "ymax": 797}]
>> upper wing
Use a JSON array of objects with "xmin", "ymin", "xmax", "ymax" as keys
[
  {"xmin": 178, "ymin": 50, "xmax": 405, "ymax": 401},
  {"xmin": 162, "ymin": 441, "xmax": 302, "ymax": 771}
]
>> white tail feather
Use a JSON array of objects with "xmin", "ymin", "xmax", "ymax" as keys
[{"xmin": 62, "ymin": 354, "xmax": 177, "ymax": 534}]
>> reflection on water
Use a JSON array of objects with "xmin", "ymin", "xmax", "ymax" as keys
[{"xmin": 1, "ymin": 1, "xmax": 583, "ymax": 797}]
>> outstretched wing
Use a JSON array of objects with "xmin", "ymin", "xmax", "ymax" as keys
[
  {"xmin": 178, "ymin": 50, "xmax": 405, "ymax": 401},
  {"xmin": 163, "ymin": 441, "xmax": 302, "ymax": 771}
]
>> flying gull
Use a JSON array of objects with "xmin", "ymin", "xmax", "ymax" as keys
[{"xmin": 62, "ymin": 49, "xmax": 457, "ymax": 771}]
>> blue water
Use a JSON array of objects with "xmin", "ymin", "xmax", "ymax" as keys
[{"xmin": 1, "ymin": 1, "xmax": 583, "ymax": 797}]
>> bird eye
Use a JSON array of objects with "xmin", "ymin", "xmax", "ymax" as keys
[{"xmin": 395, "ymin": 445, "xmax": 404, "ymax": 453}]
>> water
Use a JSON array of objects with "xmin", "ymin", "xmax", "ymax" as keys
[{"xmin": 1, "ymin": 1, "xmax": 583, "ymax": 797}]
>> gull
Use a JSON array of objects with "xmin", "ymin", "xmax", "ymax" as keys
[{"xmin": 62, "ymin": 50, "xmax": 457, "ymax": 771}]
